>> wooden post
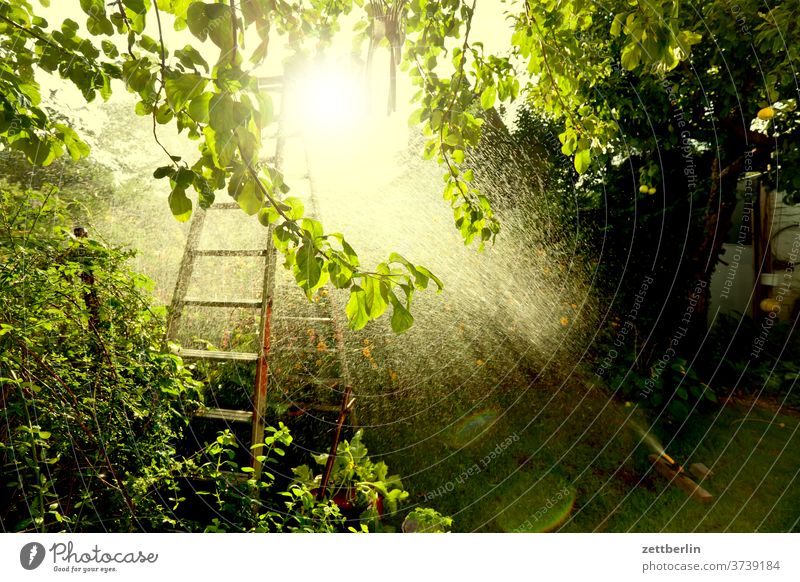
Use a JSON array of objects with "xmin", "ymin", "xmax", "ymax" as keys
[
  {"xmin": 251, "ymin": 238, "xmax": 276, "ymax": 482},
  {"xmin": 317, "ymin": 384, "xmax": 353, "ymax": 500}
]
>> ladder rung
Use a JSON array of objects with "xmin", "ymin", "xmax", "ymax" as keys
[
  {"xmin": 265, "ymin": 130, "xmax": 302, "ymax": 140},
  {"xmin": 194, "ymin": 408, "xmax": 252, "ymax": 422},
  {"xmin": 257, "ymin": 75, "xmax": 283, "ymax": 88},
  {"xmin": 208, "ymin": 202, "xmax": 240, "ymax": 210},
  {"xmin": 273, "ymin": 348, "xmax": 360, "ymax": 358},
  {"xmin": 183, "ymin": 299, "xmax": 263, "ymax": 308},
  {"xmin": 274, "ymin": 316, "xmax": 333, "ymax": 322},
  {"xmin": 273, "ymin": 345, "xmax": 339, "ymax": 355},
  {"xmin": 280, "ymin": 375, "xmax": 343, "ymax": 386},
  {"xmin": 174, "ymin": 348, "xmax": 259, "ymax": 361},
  {"xmin": 193, "ymin": 249, "xmax": 268, "ymax": 257},
  {"xmin": 289, "ymin": 403, "xmax": 342, "ymax": 413}
]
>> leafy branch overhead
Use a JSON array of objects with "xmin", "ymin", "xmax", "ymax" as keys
[
  {"xmin": 1, "ymin": 0, "xmax": 443, "ymax": 333},
  {"xmin": 2, "ymin": 0, "xmax": 798, "ymax": 331}
]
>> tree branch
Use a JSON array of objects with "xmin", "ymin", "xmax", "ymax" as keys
[{"xmin": 150, "ymin": 1, "xmax": 179, "ymax": 167}]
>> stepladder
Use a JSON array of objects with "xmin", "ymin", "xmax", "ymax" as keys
[{"xmin": 165, "ymin": 77, "xmax": 356, "ymax": 486}]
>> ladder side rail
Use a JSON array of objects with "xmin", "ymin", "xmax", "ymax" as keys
[
  {"xmin": 251, "ymin": 83, "xmax": 288, "ymax": 480},
  {"xmin": 251, "ymin": 238, "xmax": 277, "ymax": 480},
  {"xmin": 166, "ymin": 207, "xmax": 207, "ymax": 340},
  {"xmin": 302, "ymin": 138, "xmax": 357, "ymax": 428}
]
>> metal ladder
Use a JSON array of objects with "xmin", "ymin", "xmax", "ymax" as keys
[{"xmin": 166, "ymin": 76, "xmax": 356, "ymax": 485}]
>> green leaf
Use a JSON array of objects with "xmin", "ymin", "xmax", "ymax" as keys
[
  {"xmin": 135, "ymin": 100, "xmax": 153, "ymax": 116},
  {"xmin": 174, "ymin": 167, "xmax": 195, "ymax": 189},
  {"xmin": 295, "ymin": 243, "xmax": 323, "ymax": 293},
  {"xmin": 389, "ymin": 292, "xmax": 414, "ymax": 333},
  {"xmin": 186, "ymin": 2, "xmax": 210, "ymax": 41},
  {"xmin": 620, "ymin": 43, "xmax": 641, "ymax": 71},
  {"xmin": 153, "ymin": 165, "xmax": 174, "ymax": 179},
  {"xmin": 101, "ymin": 40, "xmax": 119, "ymax": 58},
  {"xmin": 55, "ymin": 124, "xmax": 90, "ymax": 161},
  {"xmin": 480, "ymin": 85, "xmax": 497, "ymax": 110},
  {"xmin": 232, "ymin": 179, "xmax": 261, "ymax": 215},
  {"xmin": 169, "ymin": 187, "xmax": 192, "ymax": 222},
  {"xmin": 256, "ymin": 93, "xmax": 274, "ymax": 128},
  {"xmin": 187, "ymin": 93, "xmax": 212, "ymax": 123},
  {"xmin": 272, "ymin": 224, "xmax": 293, "ymax": 253},
  {"xmin": 345, "ymin": 286, "xmax": 369, "ymax": 330},
  {"xmin": 301, "ymin": 218, "xmax": 323, "ymax": 241},
  {"xmin": 668, "ymin": 400, "xmax": 689, "ymax": 419},
  {"xmin": 415, "ymin": 266, "xmax": 443, "ymax": 292},
  {"xmin": 138, "ymin": 35, "xmax": 160, "ymax": 54},
  {"xmin": 363, "ymin": 277, "xmax": 388, "ymax": 318},
  {"xmin": 574, "ymin": 148, "xmax": 591, "ymax": 174},
  {"xmin": 328, "ymin": 259, "xmax": 353, "ymax": 289},
  {"xmin": 283, "ymin": 197, "xmax": 304, "ymax": 220},
  {"xmin": 444, "ymin": 127, "xmax": 463, "ymax": 147},
  {"xmin": 175, "ymin": 45, "xmax": 209, "ymax": 73},
  {"xmin": 258, "ymin": 205, "xmax": 279, "ymax": 226},
  {"xmin": 155, "ymin": 102, "xmax": 173, "ymax": 124},
  {"xmin": 164, "ymin": 71, "xmax": 208, "ymax": 112},
  {"xmin": 610, "ymin": 14, "xmax": 623, "ymax": 37}
]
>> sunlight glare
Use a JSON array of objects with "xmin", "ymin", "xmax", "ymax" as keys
[
  {"xmin": 289, "ymin": 61, "xmax": 366, "ymax": 135},
  {"xmin": 285, "ymin": 58, "xmax": 410, "ymax": 195}
]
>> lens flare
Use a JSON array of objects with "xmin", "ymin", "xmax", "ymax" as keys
[
  {"xmin": 494, "ymin": 476, "xmax": 576, "ymax": 533},
  {"xmin": 442, "ymin": 410, "xmax": 500, "ymax": 448}
]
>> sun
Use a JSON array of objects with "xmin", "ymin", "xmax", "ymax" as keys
[
  {"xmin": 280, "ymin": 56, "xmax": 410, "ymax": 194},
  {"xmin": 286, "ymin": 58, "xmax": 367, "ymax": 136}
]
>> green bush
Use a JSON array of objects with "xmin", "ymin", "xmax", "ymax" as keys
[
  {"xmin": 402, "ymin": 507, "xmax": 453, "ymax": 533},
  {"xmin": 0, "ymin": 184, "xmax": 202, "ymax": 531},
  {"xmin": 292, "ymin": 429, "xmax": 410, "ymax": 532}
]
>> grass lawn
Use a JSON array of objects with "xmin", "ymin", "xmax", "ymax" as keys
[{"xmin": 364, "ymin": 383, "xmax": 800, "ymax": 532}]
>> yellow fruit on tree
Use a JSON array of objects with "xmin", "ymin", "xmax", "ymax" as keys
[
  {"xmin": 639, "ymin": 185, "xmax": 649, "ymax": 194},
  {"xmin": 648, "ymin": 187, "xmax": 656, "ymax": 195},
  {"xmin": 757, "ymin": 106, "xmax": 775, "ymax": 120},
  {"xmin": 760, "ymin": 297, "xmax": 781, "ymax": 313}
]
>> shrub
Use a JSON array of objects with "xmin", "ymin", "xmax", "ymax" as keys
[{"xmin": 0, "ymin": 184, "xmax": 202, "ymax": 531}]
